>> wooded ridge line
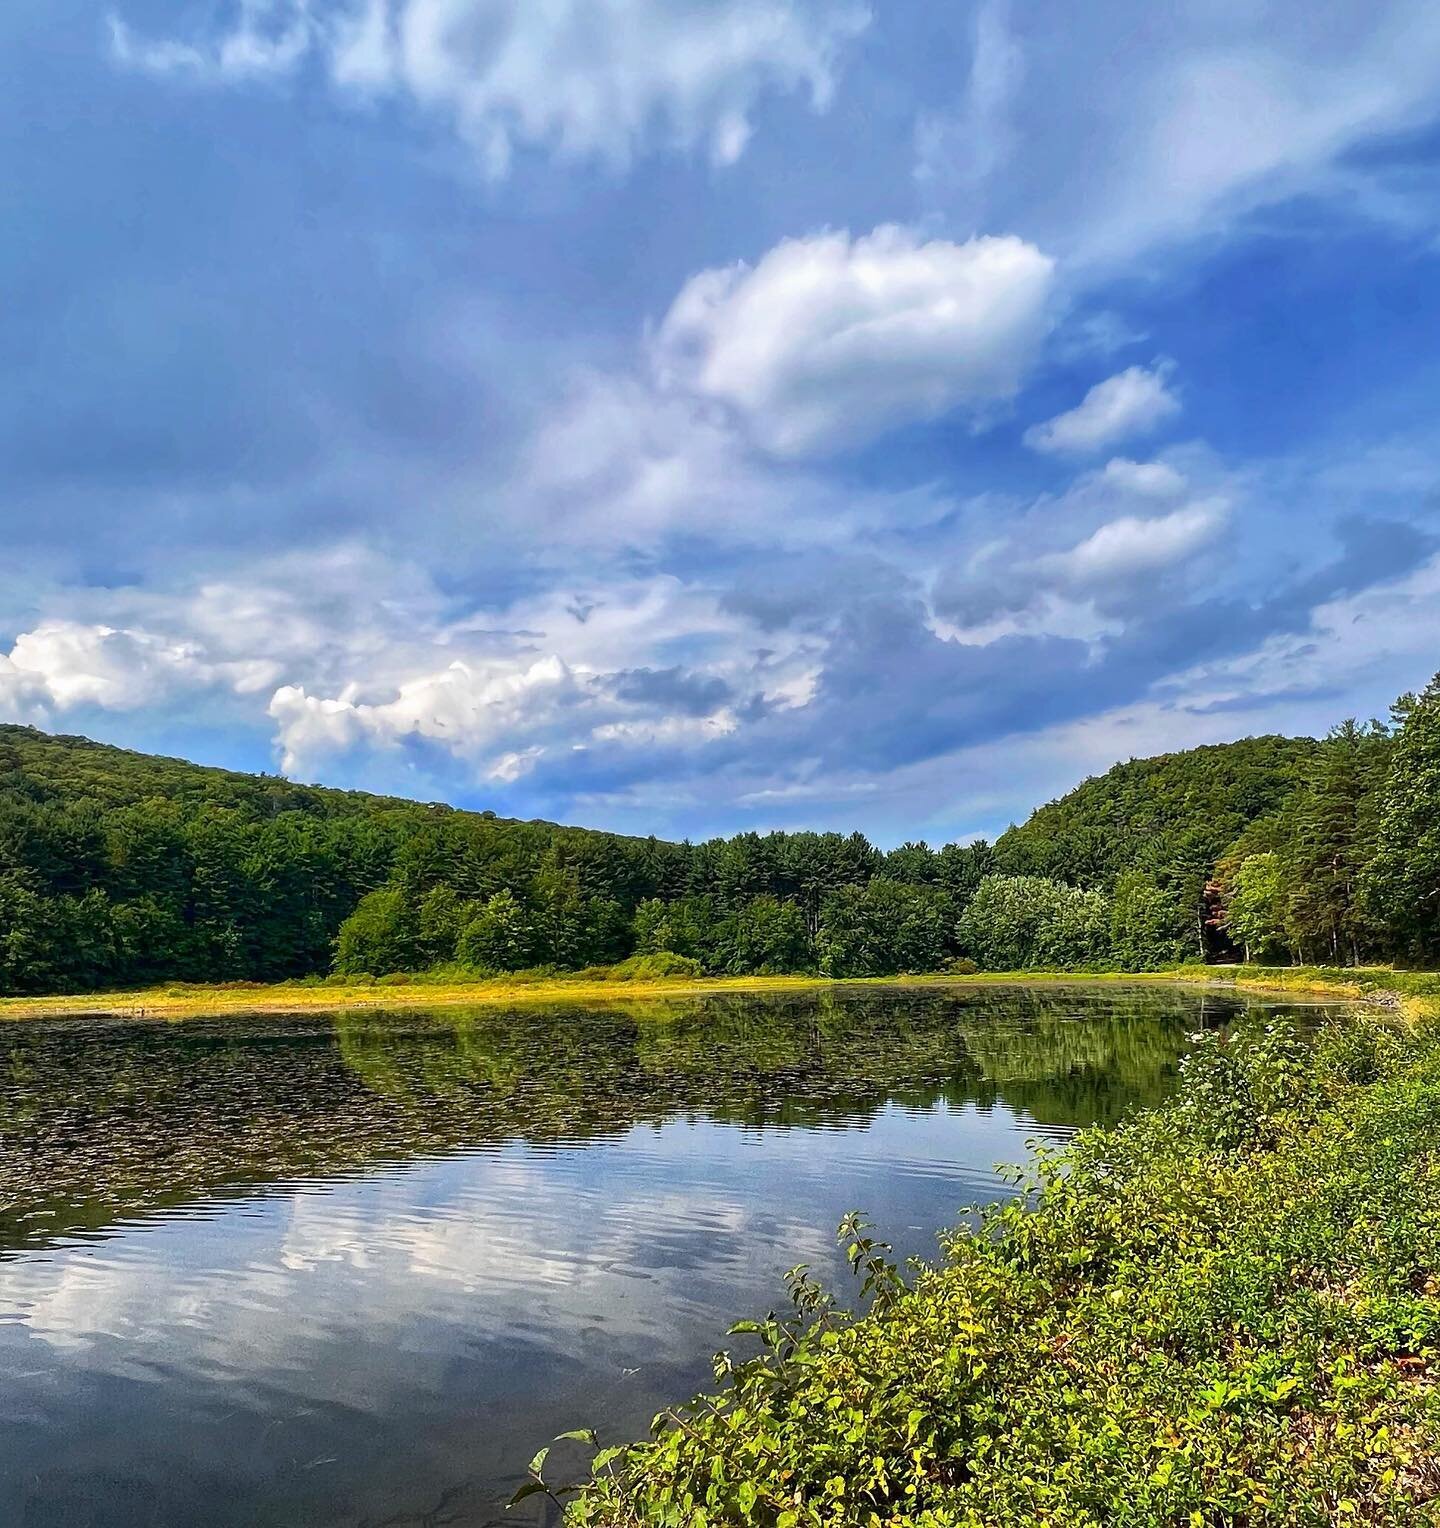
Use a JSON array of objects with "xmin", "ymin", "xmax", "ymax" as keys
[{"xmin": 2, "ymin": 666, "xmax": 1437, "ymax": 995}]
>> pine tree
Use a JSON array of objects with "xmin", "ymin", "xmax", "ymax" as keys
[
  {"xmin": 1363, "ymin": 675, "xmax": 1440, "ymax": 963},
  {"xmin": 1285, "ymin": 720, "xmax": 1389, "ymax": 965}
]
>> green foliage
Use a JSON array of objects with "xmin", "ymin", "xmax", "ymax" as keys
[
  {"xmin": 727, "ymin": 895, "xmax": 814, "ymax": 975},
  {"xmin": 994, "ymin": 734, "xmax": 1319, "ymax": 956},
  {"xmin": 2, "ymin": 670, "xmax": 1439, "ymax": 993},
  {"xmin": 1109, "ymin": 868, "xmax": 1188, "ymax": 970},
  {"xmin": 1225, "ymin": 853, "xmax": 1291, "ymax": 964},
  {"xmin": 957, "ymin": 874, "xmax": 1112, "ymax": 969},
  {"xmin": 632, "ymin": 894, "xmax": 720, "ymax": 965},
  {"xmin": 1364, "ymin": 677, "xmax": 1440, "ymax": 963},
  {"xmin": 815, "ymin": 878, "xmax": 952, "ymax": 977},
  {"xmin": 1285, "ymin": 720, "xmax": 1389, "ymax": 964},
  {"xmin": 565, "ymin": 1011, "xmax": 1440, "ymax": 1526},
  {"xmin": 455, "ymin": 889, "xmax": 533, "ymax": 972},
  {"xmin": 334, "ymin": 887, "xmax": 420, "ymax": 975},
  {"xmin": 580, "ymin": 951, "xmax": 704, "ymax": 982},
  {"xmin": 994, "ymin": 732, "xmax": 1320, "ymax": 886}
]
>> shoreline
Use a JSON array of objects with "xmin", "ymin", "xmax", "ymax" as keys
[
  {"xmin": 570, "ymin": 980, "xmax": 1440, "ymax": 1523},
  {"xmin": 3, "ymin": 963, "xmax": 1435, "ymax": 1022}
]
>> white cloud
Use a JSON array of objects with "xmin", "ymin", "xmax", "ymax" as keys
[
  {"xmin": 935, "ymin": 458, "xmax": 1231, "ymax": 634},
  {"xmin": 916, "ymin": 1, "xmax": 1440, "ymax": 266},
  {"xmin": 0, "ymin": 620, "xmax": 278, "ymax": 717},
  {"xmin": 1166, "ymin": 550, "xmax": 1440, "ymax": 716},
  {"xmin": 109, "ymin": 1, "xmax": 313, "ymax": 80},
  {"xmin": 652, "ymin": 225, "xmax": 1056, "ymax": 456},
  {"xmin": 519, "ymin": 366, "xmax": 955, "ymax": 549},
  {"xmin": 108, "ymin": 0, "xmax": 869, "ymax": 176},
  {"xmin": 257, "ymin": 571, "xmax": 799, "ymax": 780},
  {"xmin": 0, "ymin": 549, "xmax": 817, "ymax": 793},
  {"xmin": 1037, "ymin": 499, "xmax": 1226, "ymax": 587},
  {"xmin": 268, "ymin": 651, "xmax": 593, "ymax": 774},
  {"xmin": 913, "ymin": 0, "xmax": 1022, "ymax": 204},
  {"xmin": 1096, "ymin": 456, "xmax": 1188, "ymax": 499},
  {"xmin": 1024, "ymin": 363, "xmax": 1180, "ymax": 456},
  {"xmin": 0, "ymin": 655, "xmax": 52, "ymax": 724}
]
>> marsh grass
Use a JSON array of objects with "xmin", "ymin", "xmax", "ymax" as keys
[{"xmin": 4, "ymin": 962, "xmax": 1440, "ymax": 1022}]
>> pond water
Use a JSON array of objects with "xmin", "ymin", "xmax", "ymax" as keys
[{"xmin": 0, "ymin": 984, "xmax": 1330, "ymax": 1527}]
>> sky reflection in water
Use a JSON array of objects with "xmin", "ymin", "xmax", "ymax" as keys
[{"xmin": 0, "ymin": 985, "xmax": 1318, "ymax": 1526}]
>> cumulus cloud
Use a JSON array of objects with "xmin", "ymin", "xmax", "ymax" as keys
[
  {"xmin": 166, "ymin": 562, "xmax": 801, "ymax": 782},
  {"xmin": 4, "ymin": 493, "xmax": 1436, "ymax": 843},
  {"xmin": 652, "ymin": 225, "xmax": 1056, "ymax": 456},
  {"xmin": 268, "ymin": 652, "xmax": 597, "ymax": 780},
  {"xmin": 1024, "ymin": 364, "xmax": 1181, "ymax": 455},
  {"xmin": 518, "ymin": 365, "xmax": 955, "ymax": 549},
  {"xmin": 108, "ymin": 0, "xmax": 869, "ymax": 175},
  {"xmin": 1095, "ymin": 456, "xmax": 1188, "ymax": 499},
  {"xmin": 1036, "ymin": 501, "xmax": 1226, "ymax": 587},
  {"xmin": 0, "ymin": 655, "xmax": 52, "ymax": 725},
  {"xmin": 0, "ymin": 620, "xmax": 278, "ymax": 718},
  {"xmin": 0, "ymin": 555, "xmax": 798, "ymax": 799},
  {"xmin": 934, "ymin": 458, "xmax": 1230, "ymax": 632},
  {"xmin": 239, "ymin": 569, "xmax": 801, "ymax": 784}
]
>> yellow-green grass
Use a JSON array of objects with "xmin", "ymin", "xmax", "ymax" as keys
[{"xmin": 3, "ymin": 963, "xmax": 1437, "ymax": 1022}]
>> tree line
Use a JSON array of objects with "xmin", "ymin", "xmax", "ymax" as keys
[{"xmin": 1, "ymin": 671, "xmax": 1438, "ymax": 994}]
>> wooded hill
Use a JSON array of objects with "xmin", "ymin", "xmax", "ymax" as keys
[{"xmin": 1, "ymin": 668, "xmax": 1437, "ymax": 994}]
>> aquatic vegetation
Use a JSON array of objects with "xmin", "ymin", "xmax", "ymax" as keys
[{"xmin": 0, "ymin": 986, "xmax": 1217, "ymax": 1251}]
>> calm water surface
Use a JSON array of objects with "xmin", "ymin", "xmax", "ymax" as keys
[{"xmin": 0, "ymin": 984, "xmax": 1330, "ymax": 1526}]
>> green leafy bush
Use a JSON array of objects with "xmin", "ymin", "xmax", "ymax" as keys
[
  {"xmin": 958, "ymin": 873, "xmax": 1112, "ymax": 969},
  {"xmin": 577, "ymin": 952, "xmax": 704, "ymax": 982},
  {"xmin": 549, "ymin": 1011, "xmax": 1440, "ymax": 1527}
]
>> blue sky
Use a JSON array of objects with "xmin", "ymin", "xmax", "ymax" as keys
[{"xmin": 3, "ymin": 1, "xmax": 1439, "ymax": 845}]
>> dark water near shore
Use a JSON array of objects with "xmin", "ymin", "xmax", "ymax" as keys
[{"xmin": 0, "ymin": 984, "xmax": 1333, "ymax": 1526}]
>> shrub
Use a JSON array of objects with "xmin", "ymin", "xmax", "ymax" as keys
[
  {"xmin": 593, "ymin": 951, "xmax": 704, "ymax": 982},
  {"xmin": 334, "ymin": 888, "xmax": 420, "ymax": 975},
  {"xmin": 556, "ymin": 1012, "xmax": 1440, "ymax": 1525},
  {"xmin": 958, "ymin": 874, "xmax": 1112, "ymax": 969}
]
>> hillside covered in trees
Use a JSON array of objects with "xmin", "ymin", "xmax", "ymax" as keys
[{"xmin": 2, "ymin": 670, "xmax": 1439, "ymax": 995}]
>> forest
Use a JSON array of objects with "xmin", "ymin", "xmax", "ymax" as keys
[{"xmin": 1, "ymin": 671, "xmax": 1438, "ymax": 995}]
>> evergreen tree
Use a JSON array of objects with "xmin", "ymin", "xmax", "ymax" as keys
[
  {"xmin": 1285, "ymin": 720, "xmax": 1389, "ymax": 964},
  {"xmin": 1363, "ymin": 676, "xmax": 1440, "ymax": 963},
  {"xmin": 456, "ymin": 890, "xmax": 534, "ymax": 972}
]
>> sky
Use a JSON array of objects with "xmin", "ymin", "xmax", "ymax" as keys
[{"xmin": 2, "ymin": 0, "xmax": 1439, "ymax": 846}]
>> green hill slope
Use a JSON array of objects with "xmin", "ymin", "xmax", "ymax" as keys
[
  {"xmin": 1, "ymin": 669, "xmax": 1436, "ymax": 995},
  {"xmin": 995, "ymin": 735, "xmax": 1321, "ymax": 888},
  {"xmin": 0, "ymin": 724, "xmax": 677, "ymax": 992}
]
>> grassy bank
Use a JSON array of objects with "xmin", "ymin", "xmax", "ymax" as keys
[
  {"xmin": 3, "ymin": 962, "xmax": 1439, "ymax": 1022},
  {"xmin": 550, "ymin": 996, "xmax": 1440, "ymax": 1526}
]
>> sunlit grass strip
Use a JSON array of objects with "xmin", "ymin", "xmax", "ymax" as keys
[
  {"xmin": 558, "ymin": 1011, "xmax": 1440, "ymax": 1526},
  {"xmin": 3, "ymin": 963, "xmax": 1439, "ymax": 1022}
]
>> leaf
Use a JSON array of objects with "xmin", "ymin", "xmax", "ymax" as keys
[
  {"xmin": 554, "ymin": 1428, "xmax": 600, "ymax": 1447},
  {"xmin": 507, "ymin": 1480, "xmax": 551, "ymax": 1508}
]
